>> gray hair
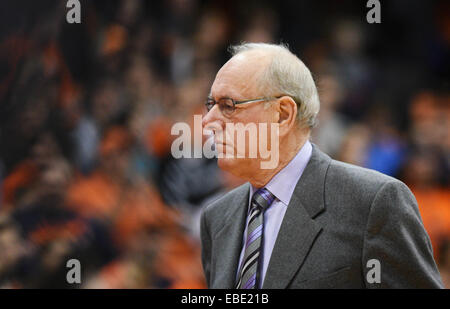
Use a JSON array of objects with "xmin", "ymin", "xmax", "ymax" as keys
[{"xmin": 229, "ymin": 43, "xmax": 320, "ymax": 128}]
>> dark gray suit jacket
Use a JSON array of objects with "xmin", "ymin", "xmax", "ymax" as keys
[{"xmin": 200, "ymin": 144, "xmax": 443, "ymax": 288}]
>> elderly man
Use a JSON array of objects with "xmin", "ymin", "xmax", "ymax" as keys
[{"xmin": 200, "ymin": 43, "xmax": 443, "ymax": 289}]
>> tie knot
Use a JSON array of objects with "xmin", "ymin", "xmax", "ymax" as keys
[{"xmin": 251, "ymin": 188, "xmax": 276, "ymax": 211}]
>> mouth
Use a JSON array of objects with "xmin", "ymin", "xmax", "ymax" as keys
[{"xmin": 213, "ymin": 135, "xmax": 230, "ymax": 147}]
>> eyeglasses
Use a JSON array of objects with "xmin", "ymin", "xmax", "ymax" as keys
[{"xmin": 205, "ymin": 96, "xmax": 281, "ymax": 117}]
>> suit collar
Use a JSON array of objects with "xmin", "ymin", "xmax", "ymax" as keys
[
  {"xmin": 211, "ymin": 183, "xmax": 250, "ymax": 288},
  {"xmin": 262, "ymin": 144, "xmax": 331, "ymax": 288},
  {"xmin": 294, "ymin": 143, "xmax": 331, "ymax": 219}
]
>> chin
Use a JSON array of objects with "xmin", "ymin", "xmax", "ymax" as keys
[{"xmin": 217, "ymin": 156, "xmax": 235, "ymax": 171}]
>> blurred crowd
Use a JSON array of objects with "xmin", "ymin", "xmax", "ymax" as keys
[{"xmin": 0, "ymin": 0, "xmax": 449, "ymax": 288}]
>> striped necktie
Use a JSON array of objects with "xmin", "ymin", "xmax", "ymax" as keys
[{"xmin": 235, "ymin": 187, "xmax": 276, "ymax": 289}]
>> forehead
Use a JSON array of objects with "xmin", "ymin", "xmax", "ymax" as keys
[{"xmin": 211, "ymin": 51, "xmax": 270, "ymax": 99}]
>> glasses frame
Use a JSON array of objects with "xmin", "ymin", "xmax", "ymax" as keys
[{"xmin": 205, "ymin": 96, "xmax": 282, "ymax": 117}]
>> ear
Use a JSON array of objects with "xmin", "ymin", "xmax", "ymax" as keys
[{"xmin": 277, "ymin": 96, "xmax": 297, "ymax": 136}]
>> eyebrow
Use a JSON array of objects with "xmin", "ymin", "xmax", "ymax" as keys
[
  {"xmin": 208, "ymin": 93, "xmax": 233, "ymax": 100},
  {"xmin": 207, "ymin": 92, "xmax": 218, "ymax": 100}
]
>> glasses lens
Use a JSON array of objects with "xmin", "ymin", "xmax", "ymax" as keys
[
  {"xmin": 219, "ymin": 98, "xmax": 235, "ymax": 117},
  {"xmin": 205, "ymin": 98, "xmax": 215, "ymax": 111}
]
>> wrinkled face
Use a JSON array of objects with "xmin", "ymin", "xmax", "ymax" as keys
[{"xmin": 202, "ymin": 51, "xmax": 280, "ymax": 177}]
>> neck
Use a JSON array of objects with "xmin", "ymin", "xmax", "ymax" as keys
[{"xmin": 249, "ymin": 131, "xmax": 308, "ymax": 188}]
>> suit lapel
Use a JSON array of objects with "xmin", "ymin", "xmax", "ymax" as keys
[
  {"xmin": 212, "ymin": 183, "xmax": 249, "ymax": 288},
  {"xmin": 263, "ymin": 144, "xmax": 331, "ymax": 289}
]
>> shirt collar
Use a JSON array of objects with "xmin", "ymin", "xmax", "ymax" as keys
[{"xmin": 250, "ymin": 140, "xmax": 312, "ymax": 206}]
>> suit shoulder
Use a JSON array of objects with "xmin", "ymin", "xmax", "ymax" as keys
[
  {"xmin": 202, "ymin": 182, "xmax": 249, "ymax": 222},
  {"xmin": 329, "ymin": 159, "xmax": 398, "ymax": 190},
  {"xmin": 325, "ymin": 159, "xmax": 407, "ymax": 208},
  {"xmin": 322, "ymin": 159, "xmax": 414, "ymax": 234}
]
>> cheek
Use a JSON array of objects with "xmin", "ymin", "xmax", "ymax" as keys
[{"xmin": 235, "ymin": 107, "xmax": 272, "ymax": 125}]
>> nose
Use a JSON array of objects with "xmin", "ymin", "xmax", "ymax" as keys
[{"xmin": 202, "ymin": 104, "xmax": 224, "ymax": 133}]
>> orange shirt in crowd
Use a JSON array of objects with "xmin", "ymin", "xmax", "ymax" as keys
[{"xmin": 413, "ymin": 187, "xmax": 450, "ymax": 260}]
